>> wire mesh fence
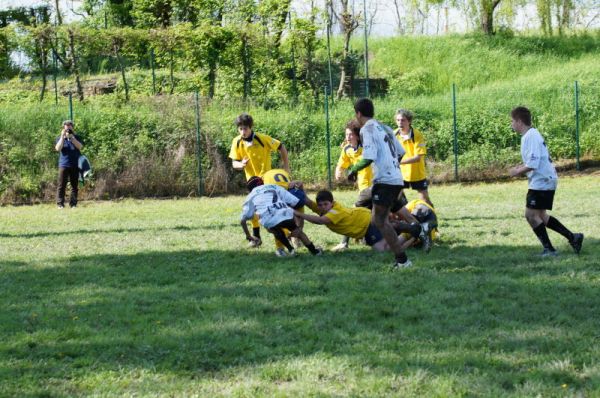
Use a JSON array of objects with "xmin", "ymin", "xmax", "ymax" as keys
[{"xmin": 0, "ymin": 79, "xmax": 598, "ymax": 202}]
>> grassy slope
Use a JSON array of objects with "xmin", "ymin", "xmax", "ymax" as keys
[
  {"xmin": 1, "ymin": 34, "xmax": 599, "ymax": 202},
  {"xmin": 1, "ymin": 176, "xmax": 599, "ymax": 397}
]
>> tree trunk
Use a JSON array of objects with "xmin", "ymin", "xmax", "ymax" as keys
[
  {"xmin": 336, "ymin": 30, "xmax": 351, "ymax": 99},
  {"xmin": 480, "ymin": 0, "xmax": 501, "ymax": 35},
  {"xmin": 68, "ymin": 29, "xmax": 84, "ymax": 101},
  {"xmin": 242, "ymin": 35, "xmax": 251, "ymax": 99},
  {"xmin": 114, "ymin": 44, "xmax": 129, "ymax": 101},
  {"xmin": 54, "ymin": 0, "xmax": 63, "ymax": 25},
  {"xmin": 169, "ymin": 49, "xmax": 174, "ymax": 95},
  {"xmin": 207, "ymin": 60, "xmax": 216, "ymax": 99}
]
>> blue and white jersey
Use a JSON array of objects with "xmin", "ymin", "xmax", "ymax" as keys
[
  {"xmin": 521, "ymin": 128, "xmax": 558, "ymax": 190},
  {"xmin": 360, "ymin": 119, "xmax": 404, "ymax": 185},
  {"xmin": 240, "ymin": 184, "xmax": 299, "ymax": 228}
]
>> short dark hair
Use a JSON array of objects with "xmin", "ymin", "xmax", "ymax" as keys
[
  {"xmin": 354, "ymin": 98, "xmax": 374, "ymax": 118},
  {"xmin": 511, "ymin": 106, "xmax": 532, "ymax": 126},
  {"xmin": 235, "ymin": 113, "xmax": 253, "ymax": 128},
  {"xmin": 316, "ymin": 190, "xmax": 334, "ymax": 203},
  {"xmin": 246, "ymin": 176, "xmax": 263, "ymax": 192}
]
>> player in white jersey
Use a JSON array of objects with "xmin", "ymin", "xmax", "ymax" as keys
[
  {"xmin": 346, "ymin": 98, "xmax": 412, "ymax": 269},
  {"xmin": 240, "ymin": 176, "xmax": 322, "ymax": 257},
  {"xmin": 509, "ymin": 106, "xmax": 583, "ymax": 257}
]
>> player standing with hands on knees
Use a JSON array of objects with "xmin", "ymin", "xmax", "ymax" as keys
[
  {"xmin": 54, "ymin": 120, "xmax": 83, "ymax": 209},
  {"xmin": 508, "ymin": 106, "xmax": 583, "ymax": 257},
  {"xmin": 346, "ymin": 98, "xmax": 412, "ymax": 269}
]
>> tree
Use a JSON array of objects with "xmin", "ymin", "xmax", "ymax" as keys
[
  {"xmin": 480, "ymin": 0, "xmax": 502, "ymax": 34},
  {"xmin": 330, "ymin": 0, "xmax": 360, "ymax": 99}
]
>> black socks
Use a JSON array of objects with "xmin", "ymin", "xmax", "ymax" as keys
[
  {"xmin": 533, "ymin": 223, "xmax": 555, "ymax": 251},
  {"xmin": 546, "ymin": 216, "xmax": 574, "ymax": 242}
]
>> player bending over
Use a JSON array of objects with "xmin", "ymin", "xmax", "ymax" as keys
[{"xmin": 240, "ymin": 176, "xmax": 322, "ymax": 257}]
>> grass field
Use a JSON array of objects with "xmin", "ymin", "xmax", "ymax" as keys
[{"xmin": 1, "ymin": 175, "xmax": 599, "ymax": 397}]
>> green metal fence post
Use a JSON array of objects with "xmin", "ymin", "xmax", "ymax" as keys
[
  {"xmin": 574, "ymin": 81, "xmax": 580, "ymax": 171},
  {"xmin": 324, "ymin": 86, "xmax": 332, "ymax": 189},
  {"xmin": 52, "ymin": 52, "xmax": 58, "ymax": 105},
  {"xmin": 288, "ymin": 11, "xmax": 298, "ymax": 105},
  {"xmin": 195, "ymin": 91, "xmax": 203, "ymax": 197},
  {"xmin": 326, "ymin": 2, "xmax": 334, "ymax": 106},
  {"xmin": 452, "ymin": 83, "xmax": 458, "ymax": 182},
  {"xmin": 68, "ymin": 92, "xmax": 73, "ymax": 121},
  {"xmin": 362, "ymin": 0, "xmax": 369, "ymax": 97},
  {"xmin": 150, "ymin": 48, "xmax": 156, "ymax": 95}
]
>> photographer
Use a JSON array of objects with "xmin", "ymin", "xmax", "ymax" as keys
[{"xmin": 54, "ymin": 120, "xmax": 83, "ymax": 209}]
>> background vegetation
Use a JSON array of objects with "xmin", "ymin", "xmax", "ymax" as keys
[{"xmin": 0, "ymin": 1, "xmax": 598, "ymax": 203}]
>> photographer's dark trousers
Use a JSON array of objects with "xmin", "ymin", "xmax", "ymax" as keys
[{"xmin": 57, "ymin": 167, "xmax": 79, "ymax": 207}]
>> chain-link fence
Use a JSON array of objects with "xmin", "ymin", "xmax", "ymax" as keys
[{"xmin": 0, "ymin": 80, "xmax": 598, "ymax": 203}]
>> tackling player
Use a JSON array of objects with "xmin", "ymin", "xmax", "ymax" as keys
[{"xmin": 295, "ymin": 190, "xmax": 415, "ymax": 252}]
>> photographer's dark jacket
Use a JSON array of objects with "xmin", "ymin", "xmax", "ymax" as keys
[{"xmin": 55, "ymin": 135, "xmax": 83, "ymax": 168}]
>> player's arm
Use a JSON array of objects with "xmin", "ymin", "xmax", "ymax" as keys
[
  {"xmin": 303, "ymin": 196, "xmax": 320, "ymax": 214},
  {"xmin": 400, "ymin": 154, "xmax": 421, "ymax": 164},
  {"xmin": 335, "ymin": 150, "xmax": 350, "ymax": 180},
  {"xmin": 335, "ymin": 164, "xmax": 346, "ymax": 180},
  {"xmin": 232, "ymin": 158, "xmax": 249, "ymax": 170},
  {"xmin": 348, "ymin": 158, "xmax": 373, "ymax": 174},
  {"xmin": 511, "ymin": 135, "xmax": 540, "ymax": 177},
  {"xmin": 278, "ymin": 143, "xmax": 290, "ymax": 173},
  {"xmin": 240, "ymin": 197, "xmax": 259, "ymax": 242},
  {"xmin": 294, "ymin": 210, "xmax": 332, "ymax": 225},
  {"xmin": 401, "ymin": 133, "xmax": 425, "ymax": 164},
  {"xmin": 509, "ymin": 164, "xmax": 533, "ymax": 177}
]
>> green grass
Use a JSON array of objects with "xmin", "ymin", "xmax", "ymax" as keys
[{"xmin": 1, "ymin": 176, "xmax": 599, "ymax": 397}]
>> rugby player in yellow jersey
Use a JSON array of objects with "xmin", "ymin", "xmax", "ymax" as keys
[
  {"xmin": 229, "ymin": 113, "xmax": 290, "ymax": 247},
  {"xmin": 335, "ymin": 120, "xmax": 373, "ymax": 205},
  {"xmin": 295, "ymin": 190, "xmax": 415, "ymax": 252},
  {"xmin": 332, "ymin": 120, "xmax": 374, "ymax": 251},
  {"xmin": 394, "ymin": 109, "xmax": 433, "ymax": 207}
]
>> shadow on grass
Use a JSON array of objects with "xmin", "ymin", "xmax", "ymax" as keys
[
  {"xmin": 1, "ymin": 240, "xmax": 599, "ymax": 393},
  {"xmin": 0, "ymin": 223, "xmax": 239, "ymax": 239}
]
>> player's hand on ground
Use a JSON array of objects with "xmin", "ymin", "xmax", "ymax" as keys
[{"xmin": 246, "ymin": 235, "xmax": 260, "ymax": 243}]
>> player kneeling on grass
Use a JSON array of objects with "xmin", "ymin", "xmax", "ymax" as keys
[
  {"xmin": 240, "ymin": 176, "xmax": 322, "ymax": 257},
  {"xmin": 401, "ymin": 199, "xmax": 438, "ymax": 250},
  {"xmin": 295, "ymin": 190, "xmax": 415, "ymax": 253}
]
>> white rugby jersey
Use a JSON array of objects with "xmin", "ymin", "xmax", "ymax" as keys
[
  {"xmin": 240, "ymin": 184, "xmax": 299, "ymax": 228},
  {"xmin": 360, "ymin": 119, "xmax": 404, "ymax": 185},
  {"xmin": 521, "ymin": 128, "xmax": 558, "ymax": 190}
]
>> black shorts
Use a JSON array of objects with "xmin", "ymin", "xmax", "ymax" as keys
[
  {"xmin": 371, "ymin": 183, "xmax": 403, "ymax": 208},
  {"xmin": 402, "ymin": 179, "xmax": 428, "ymax": 191},
  {"xmin": 364, "ymin": 223, "xmax": 383, "ymax": 246},
  {"xmin": 270, "ymin": 218, "xmax": 298, "ymax": 232},
  {"xmin": 526, "ymin": 189, "xmax": 555, "ymax": 210},
  {"xmin": 355, "ymin": 187, "xmax": 373, "ymax": 209}
]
